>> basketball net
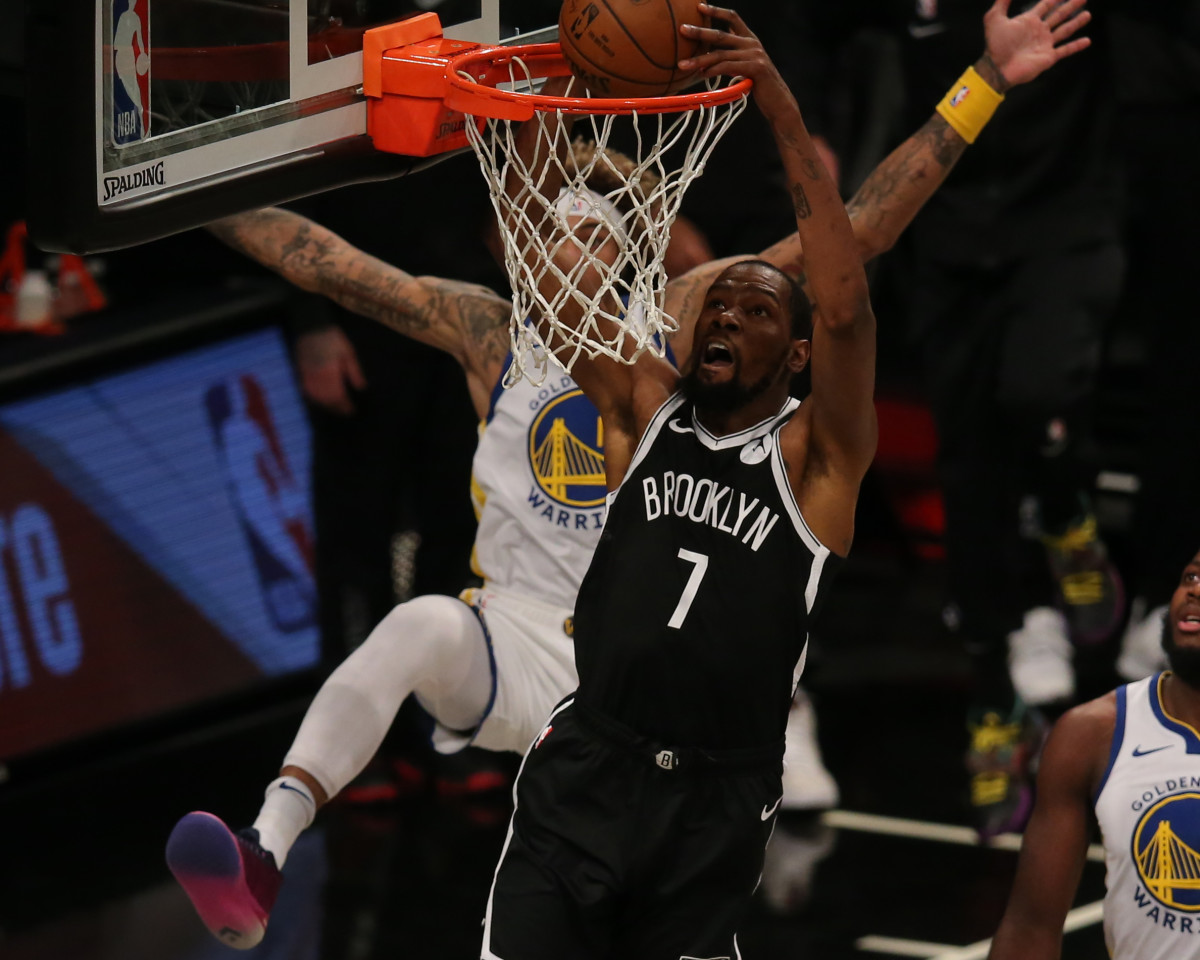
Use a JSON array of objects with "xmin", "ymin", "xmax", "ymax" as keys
[{"xmin": 462, "ymin": 64, "xmax": 748, "ymax": 387}]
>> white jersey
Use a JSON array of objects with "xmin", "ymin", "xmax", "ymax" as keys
[
  {"xmin": 469, "ymin": 353, "xmax": 609, "ymax": 609},
  {"xmin": 1095, "ymin": 672, "xmax": 1200, "ymax": 959}
]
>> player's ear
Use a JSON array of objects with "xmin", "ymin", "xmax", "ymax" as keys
[{"xmin": 787, "ymin": 338, "xmax": 811, "ymax": 375}]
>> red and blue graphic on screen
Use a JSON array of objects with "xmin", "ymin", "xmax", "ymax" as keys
[
  {"xmin": 0, "ymin": 329, "xmax": 319, "ymax": 762},
  {"xmin": 112, "ymin": 0, "xmax": 151, "ymax": 144},
  {"xmin": 205, "ymin": 375, "xmax": 317, "ymax": 634}
]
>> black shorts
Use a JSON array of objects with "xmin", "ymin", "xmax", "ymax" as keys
[{"xmin": 482, "ymin": 697, "xmax": 784, "ymax": 960}]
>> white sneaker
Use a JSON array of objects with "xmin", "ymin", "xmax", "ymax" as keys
[
  {"xmin": 760, "ymin": 821, "xmax": 838, "ymax": 914},
  {"xmin": 1116, "ymin": 598, "xmax": 1168, "ymax": 681},
  {"xmin": 780, "ymin": 689, "xmax": 839, "ymax": 811},
  {"xmin": 1008, "ymin": 607, "xmax": 1074, "ymax": 706}
]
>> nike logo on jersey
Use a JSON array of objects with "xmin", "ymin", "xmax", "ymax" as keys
[
  {"xmin": 668, "ymin": 418, "xmax": 695, "ymax": 435},
  {"xmin": 1133, "ymin": 744, "xmax": 1173, "ymax": 757},
  {"xmin": 760, "ymin": 797, "xmax": 782, "ymax": 821},
  {"xmin": 642, "ymin": 470, "xmax": 780, "ymax": 552}
]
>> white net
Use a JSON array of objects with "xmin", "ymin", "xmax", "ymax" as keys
[{"xmin": 461, "ymin": 62, "xmax": 749, "ymax": 387}]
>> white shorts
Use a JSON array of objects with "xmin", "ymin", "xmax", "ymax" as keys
[{"xmin": 431, "ymin": 585, "xmax": 578, "ymax": 755}]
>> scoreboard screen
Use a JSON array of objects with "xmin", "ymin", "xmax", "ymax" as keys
[{"xmin": 0, "ymin": 327, "xmax": 320, "ymax": 763}]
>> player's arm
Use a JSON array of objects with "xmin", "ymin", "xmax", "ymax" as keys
[
  {"xmin": 988, "ymin": 694, "xmax": 1114, "ymax": 960},
  {"xmin": 208, "ymin": 208, "xmax": 512, "ymax": 415},
  {"xmin": 683, "ymin": 4, "xmax": 876, "ymax": 554},
  {"xmin": 664, "ymin": 0, "xmax": 1094, "ymax": 360}
]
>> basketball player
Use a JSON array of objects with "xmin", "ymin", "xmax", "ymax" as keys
[
  {"xmin": 989, "ymin": 547, "xmax": 1200, "ymax": 960},
  {"xmin": 477, "ymin": 8, "xmax": 873, "ymax": 956},
  {"xmin": 477, "ymin": 5, "xmax": 1097, "ymax": 958},
  {"xmin": 165, "ymin": 0, "xmax": 1091, "ymax": 947}
]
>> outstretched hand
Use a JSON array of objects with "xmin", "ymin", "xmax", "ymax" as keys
[
  {"xmin": 677, "ymin": 4, "xmax": 792, "ymax": 116},
  {"xmin": 984, "ymin": 0, "xmax": 1092, "ymax": 89}
]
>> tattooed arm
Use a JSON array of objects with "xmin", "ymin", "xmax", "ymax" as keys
[
  {"xmin": 683, "ymin": 4, "xmax": 875, "ymax": 555},
  {"xmin": 208, "ymin": 207, "xmax": 512, "ymax": 417},
  {"xmin": 665, "ymin": 0, "xmax": 1094, "ymax": 356}
]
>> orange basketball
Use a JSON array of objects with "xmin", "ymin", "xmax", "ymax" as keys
[{"xmin": 558, "ymin": 0, "xmax": 711, "ymax": 98}]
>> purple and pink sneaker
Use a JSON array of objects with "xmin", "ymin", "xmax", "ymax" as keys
[{"xmin": 166, "ymin": 812, "xmax": 282, "ymax": 950}]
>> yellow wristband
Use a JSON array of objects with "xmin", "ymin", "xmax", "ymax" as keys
[{"xmin": 935, "ymin": 65, "xmax": 1004, "ymax": 144}]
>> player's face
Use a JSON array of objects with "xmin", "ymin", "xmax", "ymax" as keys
[
  {"xmin": 689, "ymin": 263, "xmax": 806, "ymax": 397},
  {"xmin": 566, "ymin": 215, "xmax": 621, "ymax": 267},
  {"xmin": 1162, "ymin": 551, "xmax": 1200, "ymax": 687},
  {"xmin": 1168, "ymin": 553, "xmax": 1200, "ymax": 648}
]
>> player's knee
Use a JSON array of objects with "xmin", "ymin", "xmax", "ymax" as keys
[{"xmin": 376, "ymin": 594, "xmax": 481, "ymax": 671}]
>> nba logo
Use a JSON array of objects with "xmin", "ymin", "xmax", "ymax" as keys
[
  {"xmin": 205, "ymin": 375, "xmax": 317, "ymax": 634},
  {"xmin": 950, "ymin": 85, "xmax": 970, "ymax": 107},
  {"xmin": 112, "ymin": 0, "xmax": 151, "ymax": 144}
]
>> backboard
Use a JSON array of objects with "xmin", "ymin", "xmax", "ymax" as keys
[{"xmin": 26, "ymin": 1, "xmax": 556, "ymax": 254}]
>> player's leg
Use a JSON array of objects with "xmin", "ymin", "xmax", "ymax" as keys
[
  {"xmin": 619, "ymin": 768, "xmax": 779, "ymax": 960},
  {"xmin": 167, "ymin": 594, "xmax": 493, "ymax": 949},
  {"xmin": 483, "ymin": 701, "xmax": 620, "ymax": 960},
  {"xmin": 439, "ymin": 588, "xmax": 578, "ymax": 757}
]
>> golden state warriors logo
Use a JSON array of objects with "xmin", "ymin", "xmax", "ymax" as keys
[
  {"xmin": 528, "ymin": 389, "xmax": 606, "ymax": 508},
  {"xmin": 1133, "ymin": 792, "xmax": 1200, "ymax": 911}
]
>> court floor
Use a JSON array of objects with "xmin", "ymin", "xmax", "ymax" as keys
[{"xmin": 0, "ymin": 552, "xmax": 1116, "ymax": 960}]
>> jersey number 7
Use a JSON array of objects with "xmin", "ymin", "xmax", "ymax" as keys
[{"xmin": 668, "ymin": 549, "xmax": 709, "ymax": 629}]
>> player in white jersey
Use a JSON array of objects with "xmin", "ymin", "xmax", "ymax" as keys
[
  {"xmin": 164, "ymin": 5, "xmax": 1086, "ymax": 946},
  {"xmin": 989, "ymin": 547, "xmax": 1200, "ymax": 960}
]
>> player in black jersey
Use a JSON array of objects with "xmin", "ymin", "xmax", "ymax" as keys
[{"xmin": 483, "ymin": 6, "xmax": 877, "ymax": 958}]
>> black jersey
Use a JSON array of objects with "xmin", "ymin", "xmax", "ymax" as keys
[{"xmin": 573, "ymin": 392, "xmax": 843, "ymax": 750}]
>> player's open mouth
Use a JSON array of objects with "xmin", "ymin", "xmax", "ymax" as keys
[
  {"xmin": 1179, "ymin": 614, "xmax": 1200, "ymax": 635},
  {"xmin": 700, "ymin": 341, "xmax": 734, "ymax": 369}
]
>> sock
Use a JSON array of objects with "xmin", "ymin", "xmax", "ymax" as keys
[{"xmin": 252, "ymin": 776, "xmax": 316, "ymax": 867}]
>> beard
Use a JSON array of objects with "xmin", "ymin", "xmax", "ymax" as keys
[
  {"xmin": 680, "ymin": 363, "xmax": 779, "ymax": 417},
  {"xmin": 1162, "ymin": 611, "xmax": 1200, "ymax": 687}
]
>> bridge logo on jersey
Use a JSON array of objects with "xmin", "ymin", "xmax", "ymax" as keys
[
  {"xmin": 1132, "ymin": 792, "xmax": 1200, "ymax": 911},
  {"xmin": 528, "ymin": 389, "xmax": 606, "ymax": 509}
]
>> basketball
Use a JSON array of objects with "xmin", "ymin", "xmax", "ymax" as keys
[{"xmin": 558, "ymin": 0, "xmax": 711, "ymax": 98}]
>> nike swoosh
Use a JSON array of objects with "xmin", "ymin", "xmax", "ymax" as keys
[
  {"xmin": 279, "ymin": 782, "xmax": 316, "ymax": 805},
  {"xmin": 908, "ymin": 22, "xmax": 947, "ymax": 38},
  {"xmin": 1132, "ymin": 744, "xmax": 1173, "ymax": 757},
  {"xmin": 761, "ymin": 797, "xmax": 782, "ymax": 821},
  {"xmin": 668, "ymin": 418, "xmax": 695, "ymax": 435}
]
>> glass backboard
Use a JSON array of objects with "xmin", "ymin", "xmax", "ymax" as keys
[{"xmin": 27, "ymin": 1, "xmax": 556, "ymax": 254}]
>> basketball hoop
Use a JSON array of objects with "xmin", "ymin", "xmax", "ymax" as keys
[
  {"xmin": 363, "ymin": 15, "xmax": 751, "ymax": 385},
  {"xmin": 447, "ymin": 45, "xmax": 750, "ymax": 385}
]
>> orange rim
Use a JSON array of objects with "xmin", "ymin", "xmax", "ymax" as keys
[{"xmin": 445, "ymin": 42, "xmax": 753, "ymax": 120}]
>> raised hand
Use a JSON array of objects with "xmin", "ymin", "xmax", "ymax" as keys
[
  {"xmin": 984, "ymin": 0, "xmax": 1092, "ymax": 90},
  {"xmin": 677, "ymin": 4, "xmax": 793, "ymax": 117}
]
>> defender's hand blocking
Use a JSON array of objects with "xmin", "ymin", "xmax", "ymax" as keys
[
  {"xmin": 678, "ymin": 5, "xmax": 791, "ymax": 115},
  {"xmin": 984, "ymin": 0, "xmax": 1092, "ymax": 89}
]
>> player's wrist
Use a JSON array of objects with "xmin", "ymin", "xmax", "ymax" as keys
[
  {"xmin": 934, "ymin": 61, "xmax": 1005, "ymax": 145},
  {"xmin": 974, "ymin": 53, "xmax": 1011, "ymax": 95}
]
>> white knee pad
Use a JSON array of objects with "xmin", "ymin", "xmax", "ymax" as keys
[{"xmin": 282, "ymin": 594, "xmax": 492, "ymax": 798}]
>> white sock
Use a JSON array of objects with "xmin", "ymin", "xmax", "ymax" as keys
[{"xmin": 252, "ymin": 776, "xmax": 316, "ymax": 868}]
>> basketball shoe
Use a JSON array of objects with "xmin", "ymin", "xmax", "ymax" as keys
[
  {"xmin": 780, "ymin": 689, "xmax": 839, "ymax": 811},
  {"xmin": 166, "ymin": 812, "xmax": 283, "ymax": 949},
  {"xmin": 966, "ymin": 700, "xmax": 1047, "ymax": 840},
  {"xmin": 1043, "ymin": 513, "xmax": 1124, "ymax": 645},
  {"xmin": 1116, "ymin": 598, "xmax": 1169, "ymax": 681},
  {"xmin": 1007, "ymin": 607, "xmax": 1074, "ymax": 706}
]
